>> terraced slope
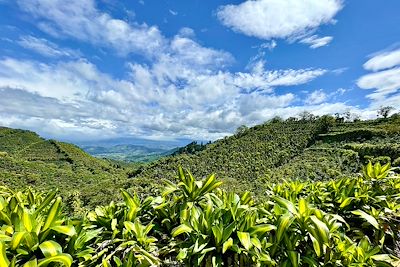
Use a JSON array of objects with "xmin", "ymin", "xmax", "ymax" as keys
[
  {"xmin": 132, "ymin": 116, "xmax": 400, "ymax": 194},
  {"xmin": 0, "ymin": 128, "xmax": 134, "ymax": 210}
]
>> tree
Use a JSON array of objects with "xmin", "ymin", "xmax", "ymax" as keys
[
  {"xmin": 235, "ymin": 125, "xmax": 248, "ymax": 135},
  {"xmin": 298, "ymin": 111, "xmax": 316, "ymax": 121},
  {"xmin": 378, "ymin": 106, "xmax": 395, "ymax": 119}
]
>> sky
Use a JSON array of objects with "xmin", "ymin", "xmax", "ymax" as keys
[{"xmin": 0, "ymin": 0, "xmax": 400, "ymax": 143}]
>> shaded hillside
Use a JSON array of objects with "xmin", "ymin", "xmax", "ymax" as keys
[
  {"xmin": 132, "ymin": 116, "xmax": 400, "ymax": 194},
  {"xmin": 0, "ymin": 127, "xmax": 136, "ymax": 209}
]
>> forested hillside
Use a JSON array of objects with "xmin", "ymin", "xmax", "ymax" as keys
[
  {"xmin": 1, "ymin": 116, "xmax": 400, "ymax": 266},
  {"xmin": 1, "ymin": 115, "xmax": 400, "ymax": 210},
  {"xmin": 132, "ymin": 115, "xmax": 400, "ymax": 194},
  {"xmin": 0, "ymin": 127, "xmax": 136, "ymax": 210}
]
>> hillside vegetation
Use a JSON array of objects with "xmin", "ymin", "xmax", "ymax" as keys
[
  {"xmin": 0, "ymin": 162, "xmax": 399, "ymax": 266},
  {"xmin": 1, "ymin": 116, "xmax": 400, "ymax": 210},
  {"xmin": 0, "ymin": 127, "xmax": 136, "ymax": 210},
  {"xmin": 132, "ymin": 116, "xmax": 400, "ymax": 195}
]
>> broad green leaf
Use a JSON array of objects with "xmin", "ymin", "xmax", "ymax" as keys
[
  {"xmin": 23, "ymin": 259, "xmax": 38, "ymax": 267},
  {"xmin": 171, "ymin": 224, "xmax": 192, "ymax": 237},
  {"xmin": 273, "ymin": 196, "xmax": 298, "ymax": 215},
  {"xmin": 222, "ymin": 238, "xmax": 233, "ymax": 254},
  {"xmin": 237, "ymin": 231, "xmax": 252, "ymax": 250},
  {"xmin": 0, "ymin": 241, "xmax": 9, "ymax": 267},
  {"xmin": 251, "ymin": 237, "xmax": 262, "ymax": 250},
  {"xmin": 211, "ymin": 225, "xmax": 222, "ymax": 245},
  {"xmin": 221, "ymin": 221, "xmax": 236, "ymax": 243},
  {"xmin": 22, "ymin": 211, "xmax": 34, "ymax": 232},
  {"xmin": 310, "ymin": 216, "xmax": 330, "ymax": 244},
  {"xmin": 276, "ymin": 213, "xmax": 294, "ymax": 243},
  {"xmin": 177, "ymin": 248, "xmax": 188, "ymax": 261},
  {"xmin": 288, "ymin": 251, "xmax": 299, "ymax": 267},
  {"xmin": 11, "ymin": 232, "xmax": 26, "ymax": 250},
  {"xmin": 298, "ymin": 198, "xmax": 307, "ymax": 216},
  {"xmin": 51, "ymin": 225, "xmax": 76, "ymax": 236},
  {"xmin": 249, "ymin": 224, "xmax": 276, "ymax": 236},
  {"xmin": 39, "ymin": 240, "xmax": 62, "ymax": 257},
  {"xmin": 339, "ymin": 197, "xmax": 353, "ymax": 209},
  {"xmin": 309, "ymin": 234, "xmax": 321, "ymax": 257},
  {"xmin": 351, "ymin": 210, "xmax": 379, "ymax": 229},
  {"xmin": 37, "ymin": 254, "xmax": 73, "ymax": 267},
  {"xmin": 35, "ymin": 191, "xmax": 56, "ymax": 215},
  {"xmin": 42, "ymin": 197, "xmax": 62, "ymax": 231}
]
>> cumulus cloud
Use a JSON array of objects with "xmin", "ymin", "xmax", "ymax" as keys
[
  {"xmin": 17, "ymin": 35, "xmax": 80, "ymax": 58},
  {"xmin": 0, "ymin": 55, "xmax": 326, "ymax": 141},
  {"xmin": 17, "ymin": 0, "xmax": 166, "ymax": 57},
  {"xmin": 305, "ymin": 89, "xmax": 327, "ymax": 104},
  {"xmin": 300, "ymin": 35, "xmax": 333, "ymax": 49},
  {"xmin": 217, "ymin": 0, "xmax": 342, "ymax": 43},
  {"xmin": 2, "ymin": 0, "xmax": 341, "ymax": 141}
]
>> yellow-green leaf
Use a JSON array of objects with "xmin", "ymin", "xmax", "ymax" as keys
[
  {"xmin": 310, "ymin": 216, "xmax": 330, "ymax": 244},
  {"xmin": 11, "ymin": 232, "xmax": 26, "ymax": 250},
  {"xmin": 22, "ymin": 211, "xmax": 34, "ymax": 232},
  {"xmin": 276, "ymin": 213, "xmax": 294, "ymax": 243},
  {"xmin": 351, "ymin": 210, "xmax": 379, "ymax": 229},
  {"xmin": 0, "ymin": 241, "xmax": 10, "ymax": 267},
  {"xmin": 23, "ymin": 259, "xmax": 38, "ymax": 267},
  {"xmin": 39, "ymin": 240, "xmax": 62, "ymax": 257},
  {"xmin": 42, "ymin": 197, "xmax": 62, "ymax": 231},
  {"xmin": 50, "ymin": 225, "xmax": 76, "ymax": 237},
  {"xmin": 37, "ymin": 254, "xmax": 73, "ymax": 267},
  {"xmin": 222, "ymin": 238, "xmax": 233, "ymax": 254},
  {"xmin": 249, "ymin": 224, "xmax": 276, "ymax": 236},
  {"xmin": 237, "ymin": 232, "xmax": 252, "ymax": 250},
  {"xmin": 172, "ymin": 224, "xmax": 192, "ymax": 237},
  {"xmin": 339, "ymin": 198, "xmax": 353, "ymax": 209}
]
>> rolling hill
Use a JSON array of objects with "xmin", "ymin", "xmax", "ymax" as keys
[
  {"xmin": 1, "ymin": 115, "xmax": 400, "ymax": 211},
  {"xmin": 131, "ymin": 115, "xmax": 400, "ymax": 195},
  {"xmin": 0, "ymin": 127, "xmax": 138, "ymax": 211}
]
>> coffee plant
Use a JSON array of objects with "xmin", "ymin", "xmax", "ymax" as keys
[{"xmin": 0, "ymin": 162, "xmax": 399, "ymax": 266}]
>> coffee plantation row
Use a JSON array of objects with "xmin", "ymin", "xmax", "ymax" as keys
[{"xmin": 0, "ymin": 161, "xmax": 399, "ymax": 266}]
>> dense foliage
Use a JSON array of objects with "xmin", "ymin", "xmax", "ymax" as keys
[
  {"xmin": 171, "ymin": 141, "xmax": 210, "ymax": 156},
  {"xmin": 0, "ymin": 162, "xmax": 399, "ymax": 266},
  {"xmin": 1, "ymin": 116, "xmax": 400, "ymax": 212},
  {"xmin": 133, "ymin": 116, "xmax": 400, "ymax": 194}
]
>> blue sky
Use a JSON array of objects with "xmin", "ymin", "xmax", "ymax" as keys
[{"xmin": 0, "ymin": 0, "xmax": 399, "ymax": 143}]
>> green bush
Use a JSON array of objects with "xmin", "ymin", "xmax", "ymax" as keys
[{"xmin": 1, "ymin": 163, "xmax": 399, "ymax": 266}]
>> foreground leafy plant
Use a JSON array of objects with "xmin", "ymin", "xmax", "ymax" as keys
[{"xmin": 0, "ymin": 161, "xmax": 399, "ymax": 266}]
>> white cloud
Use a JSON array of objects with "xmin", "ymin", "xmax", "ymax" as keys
[
  {"xmin": 5, "ymin": 0, "xmax": 337, "ymax": 141},
  {"xmin": 300, "ymin": 35, "xmax": 333, "ymax": 49},
  {"xmin": 17, "ymin": 35, "xmax": 80, "ymax": 58},
  {"xmin": 305, "ymin": 89, "xmax": 327, "ymax": 104},
  {"xmin": 17, "ymin": 0, "xmax": 166, "ymax": 57},
  {"xmin": 357, "ymin": 46, "xmax": 400, "ymax": 110},
  {"xmin": 357, "ymin": 67, "xmax": 400, "ymax": 100},
  {"xmin": 363, "ymin": 48, "xmax": 400, "ymax": 71},
  {"xmin": 217, "ymin": 0, "xmax": 342, "ymax": 42},
  {"xmin": 260, "ymin": 40, "xmax": 277, "ymax": 51},
  {"xmin": 0, "ymin": 56, "xmax": 326, "ymax": 141}
]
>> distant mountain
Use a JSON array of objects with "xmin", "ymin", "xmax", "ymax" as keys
[
  {"xmin": 76, "ymin": 137, "xmax": 192, "ymax": 150},
  {"xmin": 81, "ymin": 144, "xmax": 177, "ymax": 162}
]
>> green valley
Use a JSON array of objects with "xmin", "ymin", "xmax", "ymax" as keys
[{"xmin": 1, "ymin": 115, "xmax": 400, "ymax": 266}]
